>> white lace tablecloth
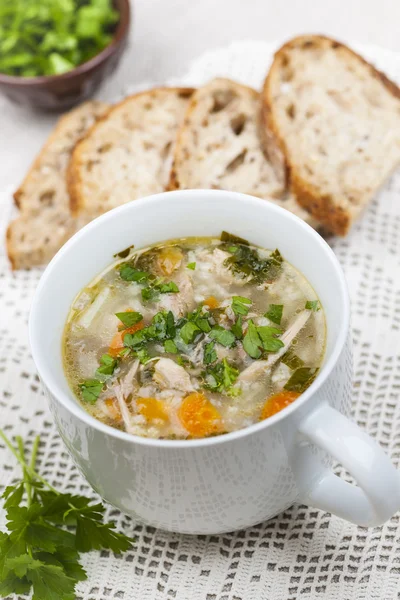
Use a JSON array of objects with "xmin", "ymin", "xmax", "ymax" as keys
[{"xmin": 1, "ymin": 41, "xmax": 400, "ymax": 600}]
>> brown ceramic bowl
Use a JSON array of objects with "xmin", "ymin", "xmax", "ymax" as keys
[{"xmin": 0, "ymin": 0, "xmax": 130, "ymax": 111}]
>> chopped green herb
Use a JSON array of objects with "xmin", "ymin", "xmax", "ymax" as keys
[
  {"xmin": 115, "ymin": 311, "xmax": 143, "ymax": 328},
  {"xmin": 209, "ymin": 326, "xmax": 236, "ymax": 348},
  {"xmin": 220, "ymin": 231, "xmax": 249, "ymax": 245},
  {"xmin": 204, "ymin": 341, "xmax": 218, "ymax": 365},
  {"xmin": 95, "ymin": 354, "xmax": 118, "ymax": 379},
  {"xmin": 135, "ymin": 348, "xmax": 152, "ymax": 364},
  {"xmin": 186, "ymin": 262, "xmax": 196, "ymax": 270},
  {"xmin": 158, "ymin": 281, "xmax": 179, "ymax": 294},
  {"xmin": 203, "ymin": 359, "xmax": 239, "ymax": 395},
  {"xmin": 265, "ymin": 304, "xmax": 283, "ymax": 325},
  {"xmin": 224, "ymin": 245, "xmax": 283, "ymax": 284},
  {"xmin": 119, "ymin": 264, "xmax": 149, "ymax": 283},
  {"xmin": 142, "ymin": 280, "xmax": 179, "ymax": 302},
  {"xmin": 231, "ymin": 316, "xmax": 244, "ymax": 339},
  {"xmin": 79, "ymin": 379, "xmax": 103, "ymax": 404},
  {"xmin": 257, "ymin": 326, "xmax": 284, "ymax": 353},
  {"xmin": 188, "ymin": 307, "xmax": 212, "ymax": 333},
  {"xmin": 118, "ymin": 347, "xmax": 131, "ymax": 358},
  {"xmin": 242, "ymin": 320, "xmax": 262, "ymax": 359},
  {"xmin": 284, "ymin": 367, "xmax": 318, "ymax": 392},
  {"xmin": 305, "ymin": 300, "xmax": 320, "ymax": 311},
  {"xmin": 114, "ymin": 245, "xmax": 134, "ymax": 259},
  {"xmin": 231, "ymin": 295, "xmax": 252, "ymax": 316},
  {"xmin": 164, "ymin": 339, "xmax": 178, "ymax": 354},
  {"xmin": 179, "ymin": 321, "xmax": 201, "ymax": 344},
  {"xmin": 0, "ymin": 0, "xmax": 119, "ymax": 78},
  {"xmin": 0, "ymin": 431, "xmax": 133, "ymax": 600},
  {"xmin": 228, "ymin": 246, "xmax": 238, "ymax": 253},
  {"xmin": 281, "ymin": 350, "xmax": 304, "ymax": 370}
]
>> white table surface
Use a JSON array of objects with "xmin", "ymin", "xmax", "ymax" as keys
[{"xmin": 1, "ymin": 0, "xmax": 399, "ymax": 193}]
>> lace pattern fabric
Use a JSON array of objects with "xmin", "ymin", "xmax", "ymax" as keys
[{"xmin": 1, "ymin": 41, "xmax": 400, "ymax": 599}]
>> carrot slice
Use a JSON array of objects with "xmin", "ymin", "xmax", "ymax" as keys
[
  {"xmin": 157, "ymin": 247, "xmax": 183, "ymax": 275},
  {"xmin": 178, "ymin": 392, "xmax": 222, "ymax": 438},
  {"xmin": 260, "ymin": 390, "xmax": 300, "ymax": 420},
  {"xmin": 109, "ymin": 321, "xmax": 145, "ymax": 357},
  {"xmin": 136, "ymin": 397, "xmax": 168, "ymax": 422},
  {"xmin": 203, "ymin": 296, "xmax": 219, "ymax": 309}
]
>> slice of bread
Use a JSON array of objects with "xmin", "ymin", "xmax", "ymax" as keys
[
  {"xmin": 68, "ymin": 87, "xmax": 194, "ymax": 219},
  {"xmin": 168, "ymin": 78, "xmax": 318, "ymax": 226},
  {"xmin": 262, "ymin": 35, "xmax": 400, "ymax": 235},
  {"xmin": 7, "ymin": 100, "xmax": 108, "ymax": 269}
]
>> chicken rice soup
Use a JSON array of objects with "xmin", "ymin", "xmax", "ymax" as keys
[{"xmin": 63, "ymin": 233, "xmax": 326, "ymax": 439}]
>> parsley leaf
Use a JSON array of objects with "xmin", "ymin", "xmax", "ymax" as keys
[
  {"xmin": 202, "ymin": 359, "xmax": 239, "ymax": 395},
  {"xmin": 284, "ymin": 367, "xmax": 318, "ymax": 392},
  {"xmin": 231, "ymin": 316, "xmax": 244, "ymax": 340},
  {"xmin": 281, "ymin": 350, "xmax": 304, "ymax": 370},
  {"xmin": 79, "ymin": 379, "xmax": 102, "ymax": 404},
  {"xmin": 119, "ymin": 264, "xmax": 150, "ymax": 283},
  {"xmin": 220, "ymin": 231, "xmax": 249, "ymax": 245},
  {"xmin": 179, "ymin": 321, "xmax": 201, "ymax": 344},
  {"xmin": 115, "ymin": 311, "xmax": 143, "ymax": 328},
  {"xmin": 142, "ymin": 280, "xmax": 179, "ymax": 302},
  {"xmin": 186, "ymin": 262, "xmax": 196, "ymax": 270},
  {"xmin": 164, "ymin": 339, "xmax": 178, "ymax": 354},
  {"xmin": 134, "ymin": 348, "xmax": 152, "ymax": 364},
  {"xmin": 158, "ymin": 281, "xmax": 179, "ymax": 294},
  {"xmin": 231, "ymin": 296, "xmax": 252, "ymax": 316},
  {"xmin": 203, "ymin": 342, "xmax": 217, "ymax": 365},
  {"xmin": 224, "ymin": 245, "xmax": 283, "ymax": 284},
  {"xmin": 209, "ymin": 326, "xmax": 236, "ymax": 348},
  {"xmin": 257, "ymin": 326, "xmax": 284, "ymax": 352},
  {"xmin": 242, "ymin": 320, "xmax": 262, "ymax": 359},
  {"xmin": 265, "ymin": 304, "xmax": 283, "ymax": 325},
  {"xmin": 95, "ymin": 354, "xmax": 118, "ymax": 379},
  {"xmin": 305, "ymin": 300, "xmax": 320, "ymax": 311}
]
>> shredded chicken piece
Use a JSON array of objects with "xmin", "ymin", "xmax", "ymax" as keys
[
  {"xmin": 114, "ymin": 385, "xmax": 134, "ymax": 433},
  {"xmin": 120, "ymin": 359, "xmax": 140, "ymax": 397},
  {"xmin": 154, "ymin": 357, "xmax": 195, "ymax": 392}
]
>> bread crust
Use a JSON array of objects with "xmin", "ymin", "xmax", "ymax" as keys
[
  {"xmin": 261, "ymin": 34, "xmax": 400, "ymax": 236},
  {"xmin": 68, "ymin": 87, "xmax": 194, "ymax": 216}
]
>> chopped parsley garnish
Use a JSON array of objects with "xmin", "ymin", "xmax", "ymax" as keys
[
  {"xmin": 119, "ymin": 264, "xmax": 150, "ymax": 283},
  {"xmin": 281, "ymin": 350, "xmax": 304, "ymax": 370},
  {"xmin": 0, "ymin": 0, "xmax": 119, "ymax": 78},
  {"xmin": 96, "ymin": 353, "xmax": 118, "ymax": 379},
  {"xmin": 243, "ymin": 320, "xmax": 283, "ymax": 359},
  {"xmin": 114, "ymin": 245, "xmax": 134, "ymax": 259},
  {"xmin": 231, "ymin": 295, "xmax": 252, "ymax": 316},
  {"xmin": 231, "ymin": 316, "xmax": 244, "ymax": 339},
  {"xmin": 115, "ymin": 311, "xmax": 143, "ymax": 328},
  {"xmin": 164, "ymin": 339, "xmax": 178, "ymax": 354},
  {"xmin": 284, "ymin": 367, "xmax": 318, "ymax": 392},
  {"xmin": 203, "ymin": 341, "xmax": 217, "ymax": 365},
  {"xmin": 265, "ymin": 304, "xmax": 283, "ymax": 325},
  {"xmin": 257, "ymin": 326, "xmax": 284, "ymax": 352},
  {"xmin": 224, "ymin": 245, "xmax": 283, "ymax": 284},
  {"xmin": 79, "ymin": 379, "xmax": 103, "ymax": 404},
  {"xmin": 209, "ymin": 326, "xmax": 236, "ymax": 348},
  {"xmin": 305, "ymin": 300, "xmax": 320, "ymax": 311},
  {"xmin": 243, "ymin": 320, "xmax": 263, "ymax": 359},
  {"xmin": 220, "ymin": 231, "xmax": 249, "ymax": 245},
  {"xmin": 202, "ymin": 359, "xmax": 239, "ymax": 395},
  {"xmin": 124, "ymin": 311, "xmax": 176, "ymax": 351},
  {"xmin": 186, "ymin": 262, "xmax": 196, "ymax": 270},
  {"xmin": 179, "ymin": 321, "xmax": 201, "ymax": 344},
  {"xmin": 135, "ymin": 348, "xmax": 152, "ymax": 364},
  {"xmin": 141, "ymin": 280, "xmax": 179, "ymax": 303}
]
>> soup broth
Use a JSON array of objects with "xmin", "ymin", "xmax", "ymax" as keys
[{"xmin": 63, "ymin": 233, "xmax": 326, "ymax": 439}]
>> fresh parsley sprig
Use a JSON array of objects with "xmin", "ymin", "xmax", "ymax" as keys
[{"xmin": 0, "ymin": 431, "xmax": 134, "ymax": 600}]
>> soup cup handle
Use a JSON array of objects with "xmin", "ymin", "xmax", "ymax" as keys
[{"xmin": 297, "ymin": 403, "xmax": 400, "ymax": 526}]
